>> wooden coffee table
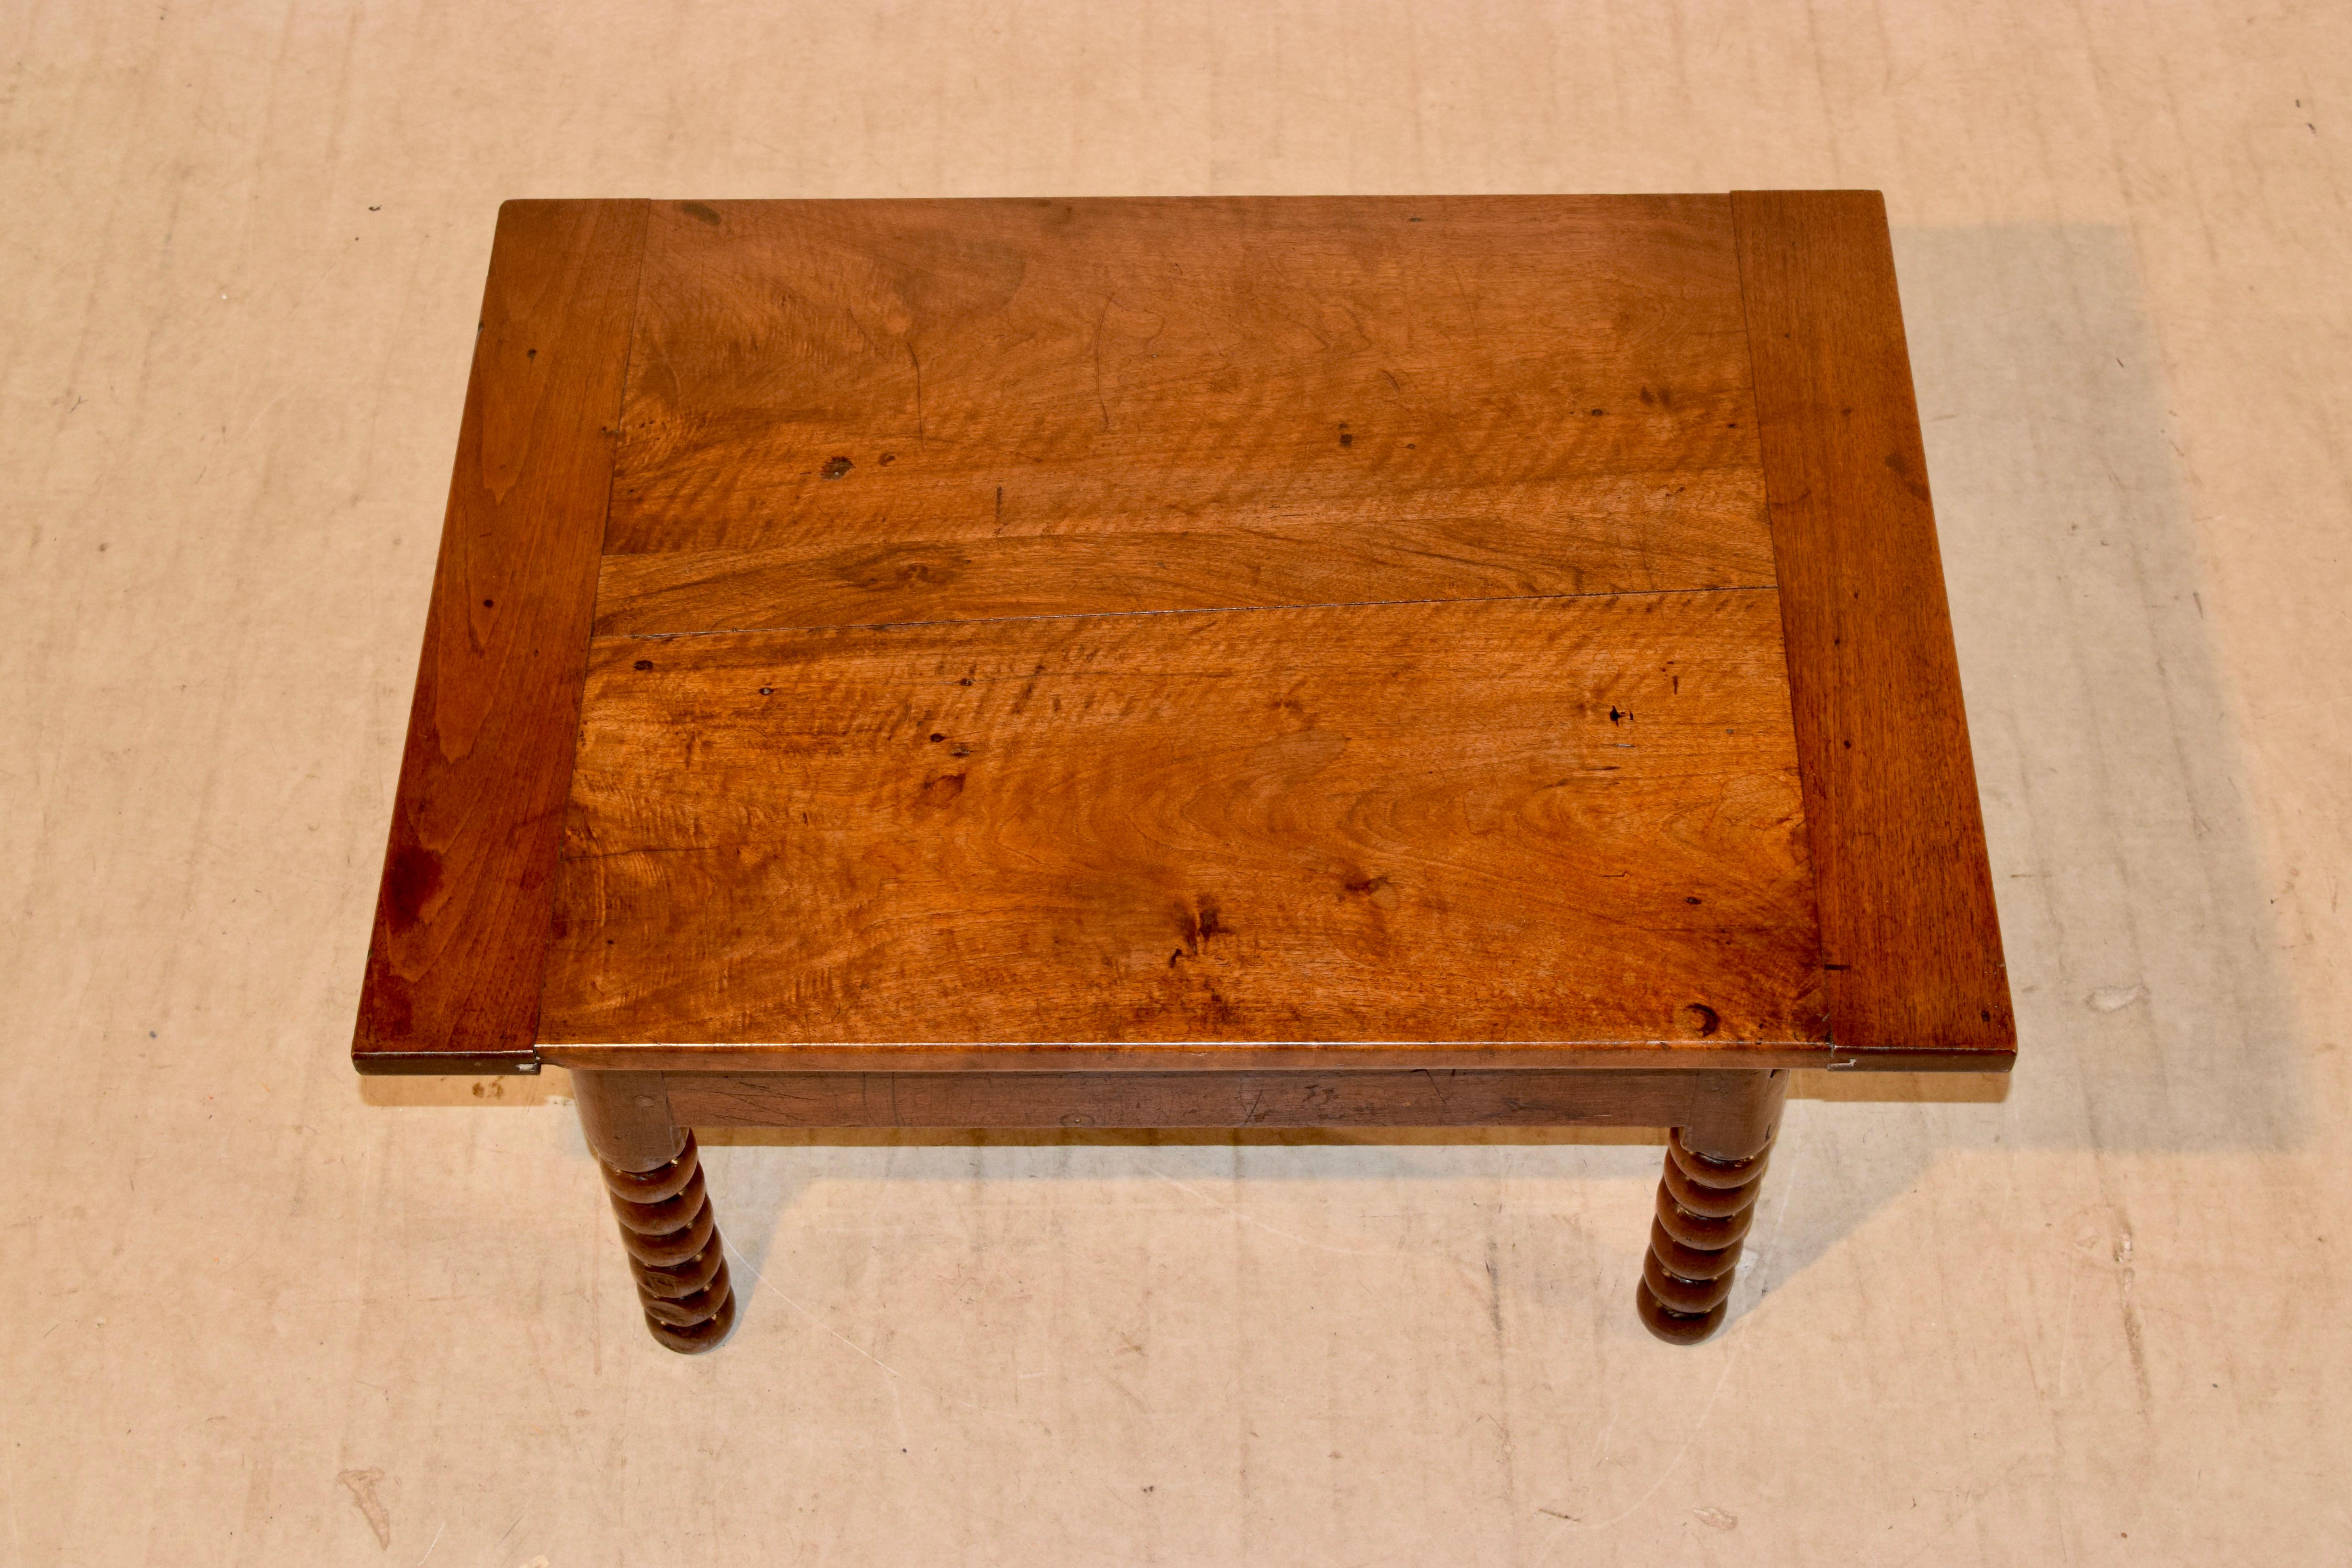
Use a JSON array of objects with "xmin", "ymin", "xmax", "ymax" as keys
[{"xmin": 354, "ymin": 193, "xmax": 2013, "ymax": 1351}]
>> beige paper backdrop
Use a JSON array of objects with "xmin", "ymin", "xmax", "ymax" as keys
[{"xmin": 4, "ymin": 2, "xmax": 2348, "ymax": 1562}]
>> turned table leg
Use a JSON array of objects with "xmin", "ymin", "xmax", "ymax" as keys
[
  {"xmin": 574, "ymin": 1070, "xmax": 736, "ymax": 1353},
  {"xmin": 1636, "ymin": 1069, "xmax": 1788, "ymax": 1345}
]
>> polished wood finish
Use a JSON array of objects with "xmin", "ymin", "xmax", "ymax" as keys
[
  {"xmin": 666, "ymin": 1068, "xmax": 1756, "ymax": 1130},
  {"xmin": 1635, "ymin": 1068, "xmax": 1786, "ymax": 1344},
  {"xmin": 602, "ymin": 197, "xmax": 1771, "ymax": 628},
  {"xmin": 1731, "ymin": 191, "xmax": 2015, "ymax": 1063},
  {"xmin": 541, "ymin": 591, "xmax": 1822, "ymax": 1054},
  {"xmin": 574, "ymin": 1070, "xmax": 736, "ymax": 1353},
  {"xmin": 353, "ymin": 199, "xmax": 650, "ymax": 1074},
  {"xmin": 362, "ymin": 193, "xmax": 2014, "ymax": 1351}
]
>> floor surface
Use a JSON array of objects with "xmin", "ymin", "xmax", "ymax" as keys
[{"xmin": 5, "ymin": 2, "xmax": 2350, "ymax": 1562}]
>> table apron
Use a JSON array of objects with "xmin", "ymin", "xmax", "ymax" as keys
[{"xmin": 650, "ymin": 1068, "xmax": 1785, "ymax": 1141}]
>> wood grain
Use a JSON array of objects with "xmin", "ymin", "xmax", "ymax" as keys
[
  {"xmin": 351, "ymin": 199, "xmax": 648, "ymax": 1074},
  {"xmin": 597, "ymin": 196, "xmax": 1774, "ymax": 632},
  {"xmin": 537, "ymin": 590, "xmax": 1826, "ymax": 1055},
  {"xmin": 662, "ymin": 1068, "xmax": 1753, "ymax": 1129},
  {"xmin": 1731, "ymin": 191, "xmax": 2016, "ymax": 1064},
  {"xmin": 592, "ymin": 482, "xmax": 1767, "ymax": 636}
]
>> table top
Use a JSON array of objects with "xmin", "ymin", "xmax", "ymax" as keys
[{"xmin": 353, "ymin": 193, "xmax": 2015, "ymax": 1077}]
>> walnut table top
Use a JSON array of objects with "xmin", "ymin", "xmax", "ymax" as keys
[{"xmin": 353, "ymin": 192, "xmax": 2014, "ymax": 1082}]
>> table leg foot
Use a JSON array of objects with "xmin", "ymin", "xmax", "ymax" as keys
[
  {"xmin": 576, "ymin": 1071, "xmax": 737, "ymax": 1353},
  {"xmin": 1636, "ymin": 1071, "xmax": 1784, "ymax": 1345}
]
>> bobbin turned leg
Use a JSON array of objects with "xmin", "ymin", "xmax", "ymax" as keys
[
  {"xmin": 574, "ymin": 1070, "xmax": 736, "ymax": 1353},
  {"xmin": 1637, "ymin": 1069, "xmax": 1788, "ymax": 1345}
]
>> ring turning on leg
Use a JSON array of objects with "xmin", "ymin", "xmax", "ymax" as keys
[
  {"xmin": 1635, "ymin": 1128, "xmax": 1771, "ymax": 1344},
  {"xmin": 598, "ymin": 1132, "xmax": 736, "ymax": 1352},
  {"xmin": 574, "ymin": 1071, "xmax": 737, "ymax": 1353}
]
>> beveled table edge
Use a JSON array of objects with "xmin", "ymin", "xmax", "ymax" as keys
[{"xmin": 533, "ymin": 1041, "xmax": 2015, "ymax": 1075}]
